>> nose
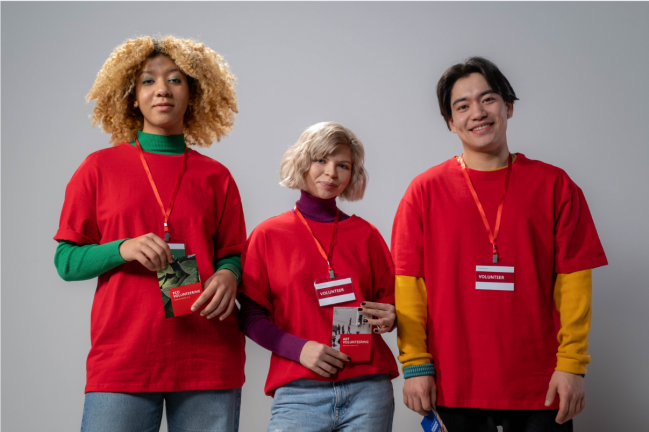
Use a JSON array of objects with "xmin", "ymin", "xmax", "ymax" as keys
[
  {"xmin": 469, "ymin": 103, "xmax": 487, "ymax": 121},
  {"xmin": 324, "ymin": 161, "xmax": 338, "ymax": 178},
  {"xmin": 155, "ymin": 82, "xmax": 171, "ymax": 98}
]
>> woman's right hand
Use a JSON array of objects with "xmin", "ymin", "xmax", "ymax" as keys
[
  {"xmin": 119, "ymin": 233, "xmax": 173, "ymax": 271},
  {"xmin": 299, "ymin": 341, "xmax": 351, "ymax": 377}
]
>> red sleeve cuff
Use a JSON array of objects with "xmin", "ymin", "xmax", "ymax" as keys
[
  {"xmin": 53, "ymin": 229, "xmax": 97, "ymax": 246},
  {"xmin": 214, "ymin": 243, "xmax": 246, "ymax": 260}
]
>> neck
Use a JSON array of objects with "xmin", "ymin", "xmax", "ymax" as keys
[
  {"xmin": 295, "ymin": 190, "xmax": 349, "ymax": 223},
  {"xmin": 461, "ymin": 143, "xmax": 510, "ymax": 171},
  {"xmin": 130, "ymin": 130, "xmax": 186, "ymax": 155}
]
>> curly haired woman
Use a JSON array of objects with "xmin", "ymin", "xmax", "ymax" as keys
[
  {"xmin": 54, "ymin": 36, "xmax": 245, "ymax": 432},
  {"xmin": 238, "ymin": 122, "xmax": 399, "ymax": 431}
]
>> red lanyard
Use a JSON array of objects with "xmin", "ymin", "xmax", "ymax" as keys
[
  {"xmin": 458, "ymin": 154, "xmax": 512, "ymax": 263},
  {"xmin": 294, "ymin": 206, "xmax": 339, "ymax": 279},
  {"xmin": 135, "ymin": 138, "xmax": 188, "ymax": 242}
]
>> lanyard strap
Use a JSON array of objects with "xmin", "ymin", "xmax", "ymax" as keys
[
  {"xmin": 294, "ymin": 206, "xmax": 340, "ymax": 279},
  {"xmin": 458, "ymin": 154, "xmax": 512, "ymax": 263},
  {"xmin": 136, "ymin": 138, "xmax": 188, "ymax": 242}
]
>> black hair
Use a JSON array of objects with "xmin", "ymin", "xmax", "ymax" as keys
[{"xmin": 436, "ymin": 57, "xmax": 518, "ymax": 130}]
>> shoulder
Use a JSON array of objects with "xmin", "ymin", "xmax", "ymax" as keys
[
  {"xmin": 250, "ymin": 212, "xmax": 296, "ymax": 238},
  {"xmin": 516, "ymin": 154, "xmax": 578, "ymax": 192},
  {"xmin": 343, "ymin": 216, "xmax": 389, "ymax": 246},
  {"xmin": 188, "ymin": 149, "xmax": 233, "ymax": 175},
  {"xmin": 400, "ymin": 158, "xmax": 457, "ymax": 205}
]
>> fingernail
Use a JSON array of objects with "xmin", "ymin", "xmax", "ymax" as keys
[
  {"xmin": 361, "ymin": 302, "xmax": 366, "ymax": 306},
  {"xmin": 545, "ymin": 401, "xmax": 549, "ymax": 406},
  {"xmin": 191, "ymin": 307, "xmax": 196, "ymax": 311},
  {"xmin": 347, "ymin": 357, "xmax": 352, "ymax": 361},
  {"xmin": 363, "ymin": 319, "xmax": 368, "ymax": 323},
  {"xmin": 374, "ymin": 329, "xmax": 378, "ymax": 333},
  {"xmin": 357, "ymin": 308, "xmax": 363, "ymax": 311}
]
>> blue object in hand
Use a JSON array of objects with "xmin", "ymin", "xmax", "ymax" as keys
[{"xmin": 421, "ymin": 411, "xmax": 441, "ymax": 432}]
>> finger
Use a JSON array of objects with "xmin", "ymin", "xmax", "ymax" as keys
[
  {"xmin": 364, "ymin": 317, "xmax": 391, "ymax": 326},
  {"xmin": 150, "ymin": 234, "xmax": 174, "ymax": 262},
  {"xmin": 361, "ymin": 308, "xmax": 393, "ymax": 318},
  {"xmin": 556, "ymin": 393, "xmax": 568, "ymax": 424},
  {"xmin": 207, "ymin": 289, "xmax": 233, "ymax": 319},
  {"xmin": 413, "ymin": 397, "xmax": 427, "ymax": 417},
  {"xmin": 312, "ymin": 366, "xmax": 331, "ymax": 378},
  {"xmin": 191, "ymin": 283, "xmax": 215, "ymax": 311},
  {"xmin": 581, "ymin": 397, "xmax": 586, "ymax": 413},
  {"xmin": 146, "ymin": 240, "xmax": 170, "ymax": 268},
  {"xmin": 430, "ymin": 382, "xmax": 437, "ymax": 408},
  {"xmin": 324, "ymin": 346, "xmax": 351, "ymax": 362},
  {"xmin": 135, "ymin": 252, "xmax": 157, "ymax": 271},
  {"xmin": 316, "ymin": 360, "xmax": 338, "ymax": 375},
  {"xmin": 568, "ymin": 395, "xmax": 579, "ymax": 421},
  {"xmin": 421, "ymin": 393, "xmax": 433, "ymax": 413},
  {"xmin": 322, "ymin": 353, "xmax": 345, "ymax": 369},
  {"xmin": 140, "ymin": 244, "xmax": 163, "ymax": 269},
  {"xmin": 203, "ymin": 286, "xmax": 227, "ymax": 317},
  {"xmin": 374, "ymin": 326, "xmax": 391, "ymax": 334},
  {"xmin": 403, "ymin": 389, "xmax": 409, "ymax": 407},
  {"xmin": 545, "ymin": 382, "xmax": 557, "ymax": 407},
  {"xmin": 219, "ymin": 298, "xmax": 237, "ymax": 321},
  {"xmin": 360, "ymin": 302, "xmax": 390, "ymax": 311}
]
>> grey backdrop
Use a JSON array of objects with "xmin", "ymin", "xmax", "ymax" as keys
[{"xmin": 2, "ymin": 2, "xmax": 648, "ymax": 431}]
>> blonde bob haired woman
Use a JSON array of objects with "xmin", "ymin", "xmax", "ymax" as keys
[
  {"xmin": 239, "ymin": 122, "xmax": 399, "ymax": 431},
  {"xmin": 54, "ymin": 36, "xmax": 246, "ymax": 432}
]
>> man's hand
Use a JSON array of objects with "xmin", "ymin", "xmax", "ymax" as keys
[
  {"xmin": 119, "ymin": 233, "xmax": 173, "ymax": 271},
  {"xmin": 299, "ymin": 341, "xmax": 350, "ymax": 377},
  {"xmin": 403, "ymin": 375, "xmax": 437, "ymax": 416},
  {"xmin": 545, "ymin": 370, "xmax": 585, "ymax": 424},
  {"xmin": 358, "ymin": 301, "xmax": 396, "ymax": 334},
  {"xmin": 191, "ymin": 269, "xmax": 237, "ymax": 320}
]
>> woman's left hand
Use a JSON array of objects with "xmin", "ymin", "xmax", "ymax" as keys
[
  {"xmin": 358, "ymin": 302, "xmax": 396, "ymax": 334},
  {"xmin": 191, "ymin": 269, "xmax": 237, "ymax": 320}
]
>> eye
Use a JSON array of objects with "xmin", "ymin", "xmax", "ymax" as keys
[
  {"xmin": 483, "ymin": 97, "xmax": 495, "ymax": 103},
  {"xmin": 338, "ymin": 164, "xmax": 350, "ymax": 170},
  {"xmin": 315, "ymin": 159, "xmax": 326, "ymax": 164},
  {"xmin": 142, "ymin": 78, "xmax": 154, "ymax": 85},
  {"xmin": 457, "ymin": 104, "xmax": 468, "ymax": 111},
  {"xmin": 169, "ymin": 76, "xmax": 182, "ymax": 84}
]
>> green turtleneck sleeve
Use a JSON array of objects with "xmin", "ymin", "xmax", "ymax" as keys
[{"xmin": 54, "ymin": 130, "xmax": 243, "ymax": 283}]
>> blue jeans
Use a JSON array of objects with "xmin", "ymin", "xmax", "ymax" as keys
[
  {"xmin": 81, "ymin": 389, "xmax": 241, "ymax": 432},
  {"xmin": 267, "ymin": 374, "xmax": 394, "ymax": 432}
]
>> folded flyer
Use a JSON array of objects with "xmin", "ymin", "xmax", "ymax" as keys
[
  {"xmin": 158, "ymin": 254, "xmax": 202, "ymax": 318},
  {"xmin": 331, "ymin": 307, "xmax": 372, "ymax": 361},
  {"xmin": 421, "ymin": 409, "xmax": 448, "ymax": 432}
]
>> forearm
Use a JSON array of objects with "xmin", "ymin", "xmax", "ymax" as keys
[
  {"xmin": 238, "ymin": 294, "xmax": 308, "ymax": 362},
  {"xmin": 396, "ymin": 275, "xmax": 434, "ymax": 377},
  {"xmin": 554, "ymin": 269, "xmax": 593, "ymax": 374},
  {"xmin": 54, "ymin": 240, "xmax": 128, "ymax": 281}
]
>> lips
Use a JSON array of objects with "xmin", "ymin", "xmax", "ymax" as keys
[
  {"xmin": 153, "ymin": 103, "xmax": 174, "ymax": 112},
  {"xmin": 319, "ymin": 181, "xmax": 338, "ymax": 190},
  {"xmin": 470, "ymin": 122, "xmax": 494, "ymax": 133}
]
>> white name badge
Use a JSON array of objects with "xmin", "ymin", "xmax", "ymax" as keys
[
  {"xmin": 167, "ymin": 243, "xmax": 186, "ymax": 259},
  {"xmin": 314, "ymin": 274, "xmax": 357, "ymax": 307},
  {"xmin": 475, "ymin": 261, "xmax": 515, "ymax": 291}
]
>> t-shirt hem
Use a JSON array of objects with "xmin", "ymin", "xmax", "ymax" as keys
[
  {"xmin": 85, "ymin": 380, "xmax": 245, "ymax": 393},
  {"xmin": 265, "ymin": 369, "xmax": 399, "ymax": 397},
  {"xmin": 438, "ymin": 399, "xmax": 560, "ymax": 410},
  {"xmin": 555, "ymin": 256, "xmax": 608, "ymax": 274}
]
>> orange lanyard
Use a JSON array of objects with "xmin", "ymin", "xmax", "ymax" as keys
[
  {"xmin": 294, "ymin": 206, "xmax": 340, "ymax": 279},
  {"xmin": 458, "ymin": 154, "xmax": 512, "ymax": 263},
  {"xmin": 135, "ymin": 138, "xmax": 188, "ymax": 242}
]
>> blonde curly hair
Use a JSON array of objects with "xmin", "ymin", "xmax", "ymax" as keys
[
  {"xmin": 279, "ymin": 122, "xmax": 368, "ymax": 202},
  {"xmin": 86, "ymin": 35, "xmax": 238, "ymax": 147}
]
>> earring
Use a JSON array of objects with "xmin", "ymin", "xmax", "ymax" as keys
[{"xmin": 134, "ymin": 101, "xmax": 139, "ymax": 108}]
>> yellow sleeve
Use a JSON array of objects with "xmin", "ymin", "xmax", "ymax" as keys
[
  {"xmin": 396, "ymin": 275, "xmax": 432, "ymax": 372},
  {"xmin": 554, "ymin": 269, "xmax": 593, "ymax": 374}
]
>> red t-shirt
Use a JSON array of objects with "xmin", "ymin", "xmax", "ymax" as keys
[
  {"xmin": 54, "ymin": 143, "xmax": 247, "ymax": 393},
  {"xmin": 391, "ymin": 154, "xmax": 607, "ymax": 410},
  {"xmin": 240, "ymin": 211, "xmax": 400, "ymax": 396}
]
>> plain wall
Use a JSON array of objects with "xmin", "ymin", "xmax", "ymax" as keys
[{"xmin": 2, "ymin": 2, "xmax": 648, "ymax": 431}]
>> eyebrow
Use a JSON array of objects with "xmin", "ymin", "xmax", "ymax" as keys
[
  {"xmin": 452, "ymin": 90, "xmax": 497, "ymax": 107},
  {"xmin": 140, "ymin": 68, "xmax": 181, "ymax": 75}
]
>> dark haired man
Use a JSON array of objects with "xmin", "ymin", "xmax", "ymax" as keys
[{"xmin": 391, "ymin": 57, "xmax": 607, "ymax": 431}]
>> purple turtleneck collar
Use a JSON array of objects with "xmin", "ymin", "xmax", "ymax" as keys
[{"xmin": 294, "ymin": 190, "xmax": 350, "ymax": 223}]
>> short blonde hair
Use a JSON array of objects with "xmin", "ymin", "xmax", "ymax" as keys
[
  {"xmin": 86, "ymin": 35, "xmax": 238, "ymax": 147},
  {"xmin": 279, "ymin": 122, "xmax": 368, "ymax": 201}
]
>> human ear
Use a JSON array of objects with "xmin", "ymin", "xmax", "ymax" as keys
[
  {"xmin": 448, "ymin": 117, "xmax": 458, "ymax": 134},
  {"xmin": 506, "ymin": 102, "xmax": 514, "ymax": 119}
]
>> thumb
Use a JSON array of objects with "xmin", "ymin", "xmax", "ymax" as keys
[{"xmin": 545, "ymin": 381, "xmax": 557, "ymax": 407}]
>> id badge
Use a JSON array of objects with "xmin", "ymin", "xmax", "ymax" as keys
[
  {"xmin": 476, "ymin": 260, "xmax": 515, "ymax": 291},
  {"xmin": 167, "ymin": 242, "xmax": 186, "ymax": 259},
  {"xmin": 314, "ymin": 274, "xmax": 356, "ymax": 307}
]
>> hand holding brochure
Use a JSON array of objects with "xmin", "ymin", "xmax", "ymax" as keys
[
  {"xmin": 421, "ymin": 409, "xmax": 448, "ymax": 432},
  {"xmin": 158, "ymin": 254, "xmax": 202, "ymax": 318},
  {"xmin": 332, "ymin": 307, "xmax": 372, "ymax": 361}
]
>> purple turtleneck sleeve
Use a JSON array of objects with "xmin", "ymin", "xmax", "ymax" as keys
[{"xmin": 238, "ymin": 190, "xmax": 349, "ymax": 363}]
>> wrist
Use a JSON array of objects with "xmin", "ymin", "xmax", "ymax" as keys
[
  {"xmin": 404, "ymin": 363, "xmax": 435, "ymax": 379},
  {"xmin": 117, "ymin": 238, "xmax": 132, "ymax": 262}
]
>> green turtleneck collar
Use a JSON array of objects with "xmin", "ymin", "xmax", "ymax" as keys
[{"xmin": 129, "ymin": 130, "xmax": 186, "ymax": 155}]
